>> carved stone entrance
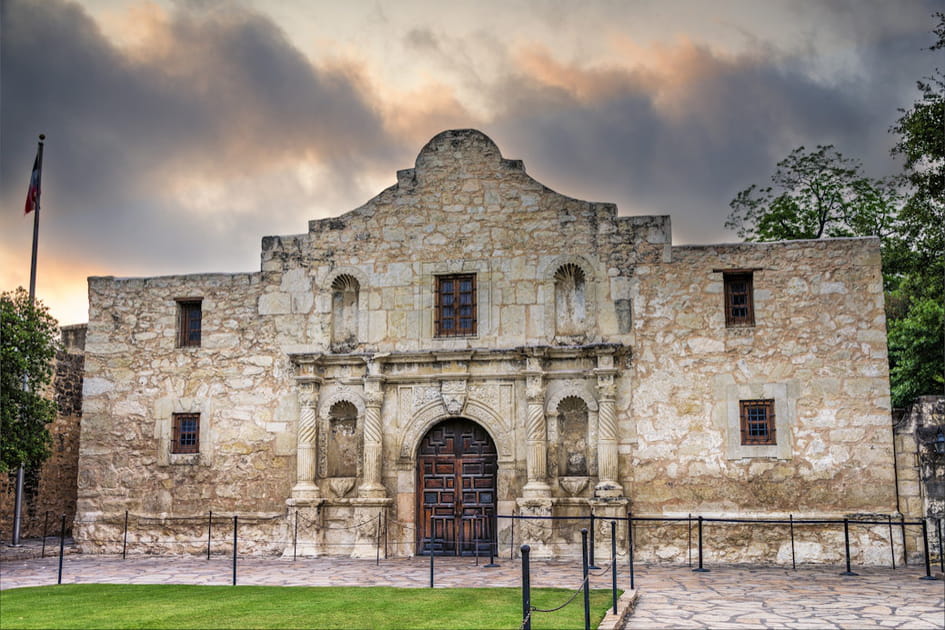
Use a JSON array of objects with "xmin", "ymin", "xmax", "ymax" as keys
[{"xmin": 417, "ymin": 418, "xmax": 497, "ymax": 556}]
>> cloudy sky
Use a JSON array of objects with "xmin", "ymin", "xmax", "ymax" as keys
[{"xmin": 1, "ymin": 0, "xmax": 939, "ymax": 325}]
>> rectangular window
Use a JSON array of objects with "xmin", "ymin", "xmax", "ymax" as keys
[
  {"xmin": 172, "ymin": 413, "xmax": 200, "ymax": 453},
  {"xmin": 177, "ymin": 299, "xmax": 202, "ymax": 347},
  {"xmin": 724, "ymin": 272, "xmax": 754, "ymax": 327},
  {"xmin": 435, "ymin": 274, "xmax": 476, "ymax": 337},
  {"xmin": 739, "ymin": 399, "xmax": 775, "ymax": 445}
]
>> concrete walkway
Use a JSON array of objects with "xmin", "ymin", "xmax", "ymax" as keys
[{"xmin": 1, "ymin": 544, "xmax": 942, "ymax": 629}]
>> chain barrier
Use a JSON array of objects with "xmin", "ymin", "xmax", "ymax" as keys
[{"xmin": 530, "ymin": 574, "xmax": 589, "ymax": 613}]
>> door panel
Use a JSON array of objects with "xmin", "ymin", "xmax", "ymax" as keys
[{"xmin": 417, "ymin": 419, "xmax": 497, "ymax": 556}]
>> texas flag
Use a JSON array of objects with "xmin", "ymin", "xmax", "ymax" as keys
[{"xmin": 24, "ymin": 148, "xmax": 41, "ymax": 214}]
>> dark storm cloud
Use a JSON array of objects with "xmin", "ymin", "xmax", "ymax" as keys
[
  {"xmin": 0, "ymin": 0, "xmax": 397, "ymax": 274},
  {"xmin": 486, "ymin": 4, "xmax": 940, "ymax": 243}
]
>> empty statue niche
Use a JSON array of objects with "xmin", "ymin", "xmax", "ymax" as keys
[
  {"xmin": 331, "ymin": 274, "xmax": 359, "ymax": 352},
  {"xmin": 327, "ymin": 401, "xmax": 359, "ymax": 479},
  {"xmin": 554, "ymin": 263, "xmax": 586, "ymax": 338},
  {"xmin": 558, "ymin": 396, "xmax": 589, "ymax": 476}
]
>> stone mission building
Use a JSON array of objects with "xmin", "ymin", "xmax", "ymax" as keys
[{"xmin": 76, "ymin": 130, "xmax": 897, "ymax": 563}]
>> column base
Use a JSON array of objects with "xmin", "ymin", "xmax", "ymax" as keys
[
  {"xmin": 522, "ymin": 480, "xmax": 552, "ymax": 498},
  {"xmin": 594, "ymin": 480, "xmax": 624, "ymax": 499},
  {"xmin": 350, "ymin": 498, "xmax": 393, "ymax": 559},
  {"xmin": 283, "ymin": 498, "xmax": 324, "ymax": 558},
  {"xmin": 516, "ymin": 498, "xmax": 555, "ymax": 558},
  {"xmin": 357, "ymin": 483, "xmax": 388, "ymax": 499},
  {"xmin": 291, "ymin": 482, "xmax": 322, "ymax": 501}
]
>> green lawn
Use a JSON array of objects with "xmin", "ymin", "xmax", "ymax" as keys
[{"xmin": 0, "ymin": 584, "xmax": 618, "ymax": 629}]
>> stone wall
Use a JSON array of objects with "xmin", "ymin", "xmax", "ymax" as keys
[
  {"xmin": 893, "ymin": 396, "xmax": 945, "ymax": 562},
  {"xmin": 76, "ymin": 129, "xmax": 898, "ymax": 564},
  {"xmin": 0, "ymin": 324, "xmax": 85, "ymax": 539}
]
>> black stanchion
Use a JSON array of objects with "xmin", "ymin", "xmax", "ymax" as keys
[
  {"xmin": 510, "ymin": 517, "xmax": 515, "ymax": 560},
  {"xmin": 41, "ymin": 511, "xmax": 49, "ymax": 558},
  {"xmin": 581, "ymin": 528, "xmax": 591, "ymax": 630},
  {"xmin": 610, "ymin": 520, "xmax": 618, "ymax": 615},
  {"xmin": 628, "ymin": 511, "xmax": 635, "ymax": 591},
  {"xmin": 207, "ymin": 511, "xmax": 213, "ymax": 560},
  {"xmin": 900, "ymin": 514, "xmax": 908, "ymax": 567},
  {"xmin": 293, "ymin": 510, "xmax": 298, "ymax": 561},
  {"xmin": 888, "ymin": 514, "xmax": 896, "ymax": 570},
  {"xmin": 521, "ymin": 544, "xmax": 531, "ymax": 630},
  {"xmin": 232, "ymin": 515, "xmax": 237, "ymax": 586},
  {"xmin": 375, "ymin": 513, "xmax": 381, "ymax": 567},
  {"xmin": 789, "ymin": 514, "xmax": 796, "ymax": 570},
  {"xmin": 920, "ymin": 519, "xmax": 937, "ymax": 580},
  {"xmin": 693, "ymin": 516, "xmax": 709, "ymax": 572},
  {"xmin": 938, "ymin": 517, "xmax": 944, "ymax": 574},
  {"xmin": 429, "ymin": 543, "xmax": 435, "ymax": 588},
  {"xmin": 588, "ymin": 513, "xmax": 600, "ymax": 570},
  {"xmin": 57, "ymin": 515, "xmax": 65, "ymax": 585},
  {"xmin": 840, "ymin": 518, "xmax": 857, "ymax": 576},
  {"xmin": 687, "ymin": 513, "xmax": 693, "ymax": 567},
  {"xmin": 122, "ymin": 510, "xmax": 129, "ymax": 559},
  {"xmin": 485, "ymin": 513, "xmax": 499, "ymax": 568}
]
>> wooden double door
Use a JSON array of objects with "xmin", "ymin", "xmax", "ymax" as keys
[{"xmin": 417, "ymin": 418, "xmax": 497, "ymax": 556}]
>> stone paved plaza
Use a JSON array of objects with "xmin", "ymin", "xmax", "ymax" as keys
[{"xmin": 1, "ymin": 544, "xmax": 942, "ymax": 629}]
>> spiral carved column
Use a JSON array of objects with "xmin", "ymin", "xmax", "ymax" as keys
[
  {"xmin": 292, "ymin": 383, "xmax": 321, "ymax": 500},
  {"xmin": 523, "ymin": 355, "xmax": 551, "ymax": 498},
  {"xmin": 595, "ymin": 352, "xmax": 623, "ymax": 497},
  {"xmin": 359, "ymin": 371, "xmax": 387, "ymax": 498}
]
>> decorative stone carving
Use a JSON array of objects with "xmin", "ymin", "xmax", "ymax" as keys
[
  {"xmin": 329, "ymin": 477, "xmax": 356, "ymax": 498},
  {"xmin": 292, "ymin": 382, "xmax": 320, "ymax": 500},
  {"xmin": 559, "ymin": 476, "xmax": 589, "ymax": 497},
  {"xmin": 440, "ymin": 380, "xmax": 467, "ymax": 415}
]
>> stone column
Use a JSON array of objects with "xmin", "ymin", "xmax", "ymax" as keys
[
  {"xmin": 292, "ymin": 382, "xmax": 321, "ymax": 500},
  {"xmin": 359, "ymin": 360, "xmax": 386, "ymax": 498},
  {"xmin": 523, "ymin": 353, "xmax": 551, "ymax": 498},
  {"xmin": 595, "ymin": 351, "xmax": 623, "ymax": 498}
]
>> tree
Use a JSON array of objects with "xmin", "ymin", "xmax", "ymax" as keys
[
  {"xmin": 725, "ymin": 145, "xmax": 902, "ymax": 246},
  {"xmin": 886, "ymin": 11, "xmax": 945, "ymax": 406},
  {"xmin": 1, "ymin": 287, "xmax": 59, "ymax": 473}
]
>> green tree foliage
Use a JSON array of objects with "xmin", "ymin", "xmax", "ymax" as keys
[
  {"xmin": 725, "ymin": 145, "xmax": 902, "ymax": 245},
  {"xmin": 1, "ymin": 287, "xmax": 59, "ymax": 473},
  {"xmin": 886, "ymin": 11, "xmax": 945, "ymax": 407}
]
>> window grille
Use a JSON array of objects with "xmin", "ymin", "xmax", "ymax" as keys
[
  {"xmin": 739, "ymin": 399, "xmax": 775, "ymax": 445},
  {"xmin": 435, "ymin": 274, "xmax": 476, "ymax": 337},
  {"xmin": 172, "ymin": 413, "xmax": 200, "ymax": 453},
  {"xmin": 724, "ymin": 272, "xmax": 755, "ymax": 327},
  {"xmin": 177, "ymin": 299, "xmax": 202, "ymax": 347}
]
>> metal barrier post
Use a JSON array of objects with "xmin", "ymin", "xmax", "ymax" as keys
[
  {"xmin": 57, "ymin": 514, "xmax": 66, "ymax": 585},
  {"xmin": 840, "ymin": 518, "xmax": 857, "ymax": 576},
  {"xmin": 789, "ymin": 514, "xmax": 796, "ymax": 570},
  {"xmin": 628, "ymin": 511, "xmax": 635, "ymax": 590},
  {"xmin": 610, "ymin": 520, "xmax": 618, "ymax": 615},
  {"xmin": 41, "ymin": 511, "xmax": 49, "ymax": 558},
  {"xmin": 429, "ymin": 514, "xmax": 435, "ymax": 589},
  {"xmin": 687, "ymin": 513, "xmax": 693, "ymax": 567},
  {"xmin": 485, "ymin": 513, "xmax": 499, "ymax": 567},
  {"xmin": 938, "ymin": 517, "xmax": 944, "ymax": 573},
  {"xmin": 510, "ymin": 517, "xmax": 515, "ymax": 560},
  {"xmin": 376, "ymin": 513, "xmax": 381, "ymax": 567},
  {"xmin": 122, "ymin": 510, "xmax": 129, "ymax": 559},
  {"xmin": 232, "ymin": 515, "xmax": 237, "ymax": 586},
  {"xmin": 207, "ymin": 511, "xmax": 213, "ymax": 560},
  {"xmin": 920, "ymin": 519, "xmax": 937, "ymax": 580},
  {"xmin": 888, "ymin": 514, "xmax": 896, "ymax": 569},
  {"xmin": 293, "ymin": 510, "xmax": 298, "ymax": 561},
  {"xmin": 693, "ymin": 516, "xmax": 709, "ymax": 572},
  {"xmin": 588, "ymin": 513, "xmax": 600, "ymax": 569},
  {"xmin": 900, "ymin": 514, "xmax": 908, "ymax": 566},
  {"xmin": 581, "ymin": 528, "xmax": 591, "ymax": 630},
  {"xmin": 521, "ymin": 544, "xmax": 531, "ymax": 630}
]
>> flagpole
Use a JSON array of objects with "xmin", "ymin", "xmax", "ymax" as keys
[{"xmin": 12, "ymin": 134, "xmax": 45, "ymax": 547}]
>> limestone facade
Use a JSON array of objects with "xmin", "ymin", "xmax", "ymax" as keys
[{"xmin": 76, "ymin": 130, "xmax": 898, "ymax": 563}]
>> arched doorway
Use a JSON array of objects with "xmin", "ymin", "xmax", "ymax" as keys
[{"xmin": 416, "ymin": 418, "xmax": 497, "ymax": 556}]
